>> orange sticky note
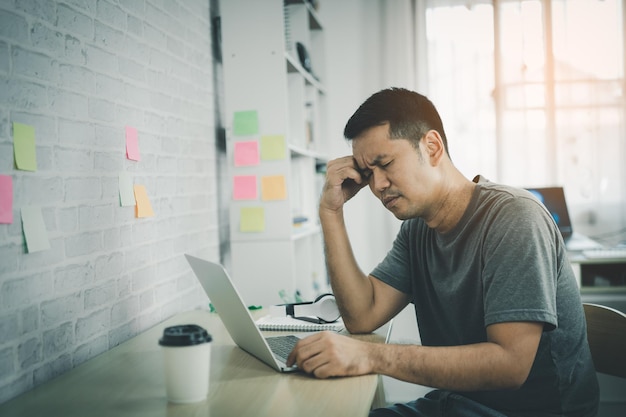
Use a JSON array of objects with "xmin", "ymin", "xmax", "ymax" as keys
[
  {"xmin": 234, "ymin": 141, "xmax": 259, "ymax": 166},
  {"xmin": 261, "ymin": 175, "xmax": 287, "ymax": 201},
  {"xmin": 133, "ymin": 185, "xmax": 154, "ymax": 218},
  {"xmin": 126, "ymin": 126, "xmax": 140, "ymax": 161},
  {"xmin": 233, "ymin": 175, "xmax": 257, "ymax": 200}
]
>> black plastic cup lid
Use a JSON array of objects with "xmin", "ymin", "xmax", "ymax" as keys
[{"xmin": 159, "ymin": 324, "xmax": 212, "ymax": 347}]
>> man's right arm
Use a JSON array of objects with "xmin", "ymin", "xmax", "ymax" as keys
[{"xmin": 319, "ymin": 157, "xmax": 409, "ymax": 333}]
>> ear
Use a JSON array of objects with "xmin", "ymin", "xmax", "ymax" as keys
[{"xmin": 422, "ymin": 130, "xmax": 445, "ymax": 166}]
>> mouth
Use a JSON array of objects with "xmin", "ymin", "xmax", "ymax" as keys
[{"xmin": 382, "ymin": 195, "xmax": 399, "ymax": 209}]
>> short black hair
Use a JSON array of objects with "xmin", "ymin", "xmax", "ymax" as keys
[{"xmin": 343, "ymin": 88, "xmax": 449, "ymax": 156}]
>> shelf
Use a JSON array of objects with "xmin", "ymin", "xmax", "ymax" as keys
[
  {"xmin": 285, "ymin": 52, "xmax": 325, "ymax": 93},
  {"xmin": 285, "ymin": 0, "xmax": 323, "ymax": 30},
  {"xmin": 222, "ymin": 0, "xmax": 328, "ymax": 306},
  {"xmin": 289, "ymin": 143, "xmax": 328, "ymax": 161},
  {"xmin": 291, "ymin": 223, "xmax": 321, "ymax": 241}
]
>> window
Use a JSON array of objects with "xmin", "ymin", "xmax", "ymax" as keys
[{"xmin": 422, "ymin": 0, "xmax": 625, "ymax": 238}]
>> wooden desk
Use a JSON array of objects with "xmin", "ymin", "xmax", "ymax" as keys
[{"xmin": 0, "ymin": 309, "xmax": 389, "ymax": 417}]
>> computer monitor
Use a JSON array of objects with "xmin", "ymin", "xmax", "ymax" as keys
[{"xmin": 526, "ymin": 187, "xmax": 573, "ymax": 241}]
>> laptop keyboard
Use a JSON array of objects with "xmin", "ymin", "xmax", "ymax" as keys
[{"xmin": 265, "ymin": 335, "xmax": 299, "ymax": 362}]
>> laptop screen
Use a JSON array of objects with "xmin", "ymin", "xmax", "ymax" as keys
[{"xmin": 526, "ymin": 187, "xmax": 573, "ymax": 240}]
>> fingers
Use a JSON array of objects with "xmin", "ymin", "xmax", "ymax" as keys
[
  {"xmin": 286, "ymin": 332, "xmax": 334, "ymax": 378},
  {"xmin": 326, "ymin": 156, "xmax": 363, "ymax": 186},
  {"xmin": 286, "ymin": 332, "xmax": 368, "ymax": 379},
  {"xmin": 320, "ymin": 156, "xmax": 369, "ymax": 211}
]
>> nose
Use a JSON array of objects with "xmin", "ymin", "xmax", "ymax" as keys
[{"xmin": 370, "ymin": 168, "xmax": 390, "ymax": 193}]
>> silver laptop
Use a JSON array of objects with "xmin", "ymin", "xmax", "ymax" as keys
[{"xmin": 185, "ymin": 254, "xmax": 299, "ymax": 373}]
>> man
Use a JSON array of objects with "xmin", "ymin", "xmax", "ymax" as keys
[{"xmin": 286, "ymin": 88, "xmax": 599, "ymax": 416}]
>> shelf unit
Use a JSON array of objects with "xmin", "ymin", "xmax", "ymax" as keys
[{"xmin": 221, "ymin": 0, "xmax": 329, "ymax": 306}]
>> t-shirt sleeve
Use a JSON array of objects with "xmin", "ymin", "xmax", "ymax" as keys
[{"xmin": 481, "ymin": 195, "xmax": 560, "ymax": 330}]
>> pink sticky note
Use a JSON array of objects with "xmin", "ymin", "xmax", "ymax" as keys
[
  {"xmin": 234, "ymin": 141, "xmax": 259, "ymax": 166},
  {"xmin": 233, "ymin": 175, "xmax": 257, "ymax": 200},
  {"xmin": 126, "ymin": 126, "xmax": 140, "ymax": 161},
  {"xmin": 0, "ymin": 175, "xmax": 13, "ymax": 224}
]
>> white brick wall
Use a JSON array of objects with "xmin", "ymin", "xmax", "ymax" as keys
[{"xmin": 0, "ymin": 0, "xmax": 222, "ymax": 403}]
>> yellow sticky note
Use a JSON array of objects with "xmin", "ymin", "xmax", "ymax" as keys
[
  {"xmin": 133, "ymin": 185, "xmax": 155, "ymax": 218},
  {"xmin": 261, "ymin": 175, "xmax": 287, "ymax": 201},
  {"xmin": 13, "ymin": 122, "xmax": 37, "ymax": 171},
  {"xmin": 240, "ymin": 207, "xmax": 265, "ymax": 232},
  {"xmin": 233, "ymin": 110, "xmax": 259, "ymax": 136},
  {"xmin": 261, "ymin": 135, "xmax": 286, "ymax": 160}
]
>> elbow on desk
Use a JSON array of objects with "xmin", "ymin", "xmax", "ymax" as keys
[{"xmin": 342, "ymin": 317, "xmax": 381, "ymax": 335}]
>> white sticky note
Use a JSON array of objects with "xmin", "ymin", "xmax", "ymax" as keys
[
  {"xmin": 118, "ymin": 172, "xmax": 136, "ymax": 207},
  {"xmin": 21, "ymin": 206, "xmax": 51, "ymax": 253}
]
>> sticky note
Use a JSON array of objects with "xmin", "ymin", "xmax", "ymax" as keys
[
  {"xmin": 0, "ymin": 175, "xmax": 13, "ymax": 224},
  {"xmin": 261, "ymin": 175, "xmax": 287, "ymax": 201},
  {"xmin": 21, "ymin": 206, "xmax": 50, "ymax": 253},
  {"xmin": 133, "ymin": 185, "xmax": 155, "ymax": 218},
  {"xmin": 234, "ymin": 141, "xmax": 260, "ymax": 166},
  {"xmin": 13, "ymin": 122, "xmax": 37, "ymax": 171},
  {"xmin": 233, "ymin": 175, "xmax": 257, "ymax": 200},
  {"xmin": 261, "ymin": 135, "xmax": 287, "ymax": 160},
  {"xmin": 233, "ymin": 110, "xmax": 259, "ymax": 136},
  {"xmin": 240, "ymin": 207, "xmax": 265, "ymax": 232},
  {"xmin": 118, "ymin": 172, "xmax": 135, "ymax": 207},
  {"xmin": 126, "ymin": 126, "xmax": 140, "ymax": 161}
]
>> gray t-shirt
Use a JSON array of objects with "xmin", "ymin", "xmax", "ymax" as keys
[{"xmin": 371, "ymin": 181, "xmax": 599, "ymax": 416}]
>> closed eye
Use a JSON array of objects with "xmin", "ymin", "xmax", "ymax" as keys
[{"xmin": 359, "ymin": 168, "xmax": 372, "ymax": 180}]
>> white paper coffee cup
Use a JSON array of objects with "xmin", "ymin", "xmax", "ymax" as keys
[{"xmin": 159, "ymin": 324, "xmax": 212, "ymax": 403}]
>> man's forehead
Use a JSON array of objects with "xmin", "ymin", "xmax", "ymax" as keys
[{"xmin": 352, "ymin": 151, "xmax": 387, "ymax": 170}]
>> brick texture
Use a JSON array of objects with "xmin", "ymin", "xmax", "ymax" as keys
[{"xmin": 0, "ymin": 0, "xmax": 222, "ymax": 403}]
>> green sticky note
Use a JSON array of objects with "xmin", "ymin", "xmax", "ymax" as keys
[
  {"xmin": 13, "ymin": 122, "xmax": 37, "ymax": 171},
  {"xmin": 240, "ymin": 207, "xmax": 265, "ymax": 232},
  {"xmin": 233, "ymin": 110, "xmax": 259, "ymax": 136},
  {"xmin": 261, "ymin": 135, "xmax": 286, "ymax": 160}
]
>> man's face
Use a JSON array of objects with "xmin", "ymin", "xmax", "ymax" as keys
[{"xmin": 352, "ymin": 124, "xmax": 436, "ymax": 220}]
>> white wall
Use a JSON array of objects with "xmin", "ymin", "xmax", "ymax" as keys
[
  {"xmin": 318, "ymin": 0, "xmax": 406, "ymax": 274},
  {"xmin": 0, "ymin": 0, "xmax": 220, "ymax": 403}
]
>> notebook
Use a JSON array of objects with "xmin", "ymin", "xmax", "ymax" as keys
[
  {"xmin": 526, "ymin": 186, "xmax": 602, "ymax": 251},
  {"xmin": 185, "ymin": 254, "xmax": 299, "ymax": 373},
  {"xmin": 256, "ymin": 315, "xmax": 344, "ymax": 332}
]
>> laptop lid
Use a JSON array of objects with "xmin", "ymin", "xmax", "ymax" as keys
[
  {"xmin": 185, "ymin": 254, "xmax": 297, "ymax": 373},
  {"xmin": 526, "ymin": 186, "xmax": 573, "ymax": 240}
]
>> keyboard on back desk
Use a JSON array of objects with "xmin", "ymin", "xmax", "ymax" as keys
[{"xmin": 582, "ymin": 248, "xmax": 626, "ymax": 260}]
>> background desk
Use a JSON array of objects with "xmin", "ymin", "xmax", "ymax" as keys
[
  {"xmin": 570, "ymin": 252, "xmax": 626, "ymax": 417},
  {"xmin": 569, "ymin": 253, "xmax": 626, "ymax": 296},
  {"xmin": 0, "ymin": 309, "xmax": 389, "ymax": 417}
]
